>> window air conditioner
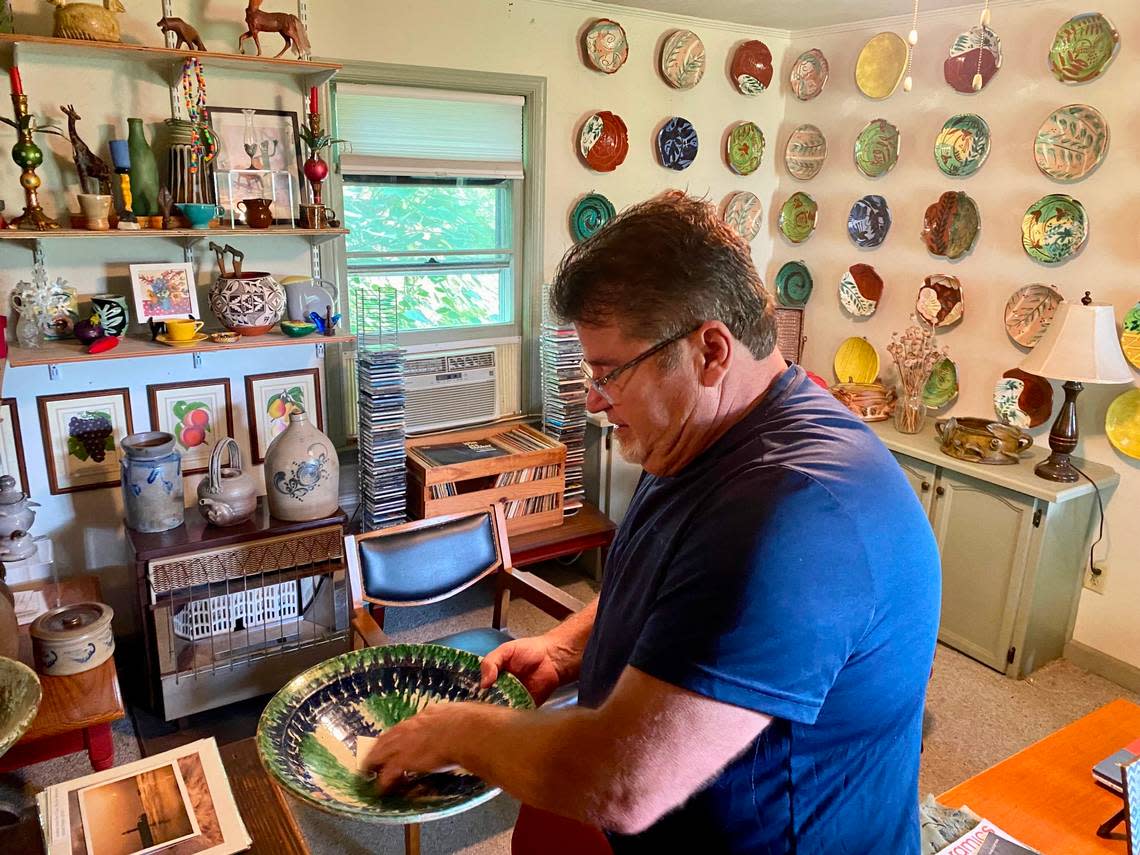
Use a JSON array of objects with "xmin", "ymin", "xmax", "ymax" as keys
[{"xmin": 404, "ymin": 346, "xmax": 501, "ymax": 432}]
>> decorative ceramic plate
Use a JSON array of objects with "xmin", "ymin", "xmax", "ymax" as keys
[
  {"xmin": 660, "ymin": 29, "xmax": 706, "ymax": 89},
  {"xmin": 855, "ymin": 31, "xmax": 909, "ymax": 99},
  {"xmin": 1021, "ymin": 194, "xmax": 1088, "ymax": 264},
  {"xmin": 784, "ymin": 124, "xmax": 827, "ymax": 180},
  {"xmin": 922, "ymin": 191, "xmax": 980, "ymax": 259},
  {"xmin": 934, "ymin": 114, "xmax": 991, "ymax": 177},
  {"xmin": 1122, "ymin": 302, "xmax": 1140, "ymax": 370},
  {"xmin": 833, "ymin": 336, "xmax": 879, "ymax": 384},
  {"xmin": 854, "ymin": 119, "xmax": 900, "ymax": 178},
  {"xmin": 790, "ymin": 48, "xmax": 829, "ymax": 101},
  {"xmin": 923, "ymin": 357, "xmax": 959, "ymax": 409},
  {"xmin": 578, "ymin": 111, "xmax": 628, "ymax": 173},
  {"xmin": 1106, "ymin": 388, "xmax": 1140, "ymax": 460},
  {"xmin": 1004, "ymin": 284, "xmax": 1062, "ymax": 348},
  {"xmin": 583, "ymin": 19, "xmax": 628, "ymax": 74},
  {"xmin": 722, "ymin": 191, "xmax": 763, "ymax": 242},
  {"xmin": 778, "ymin": 192, "xmax": 818, "ymax": 244},
  {"xmin": 0, "ymin": 657, "xmax": 41, "ymax": 758},
  {"xmin": 570, "ymin": 192, "xmax": 616, "ymax": 243},
  {"xmin": 657, "ymin": 116, "xmax": 699, "ymax": 171},
  {"xmin": 775, "ymin": 260, "xmax": 813, "ymax": 308},
  {"xmin": 1049, "ymin": 13, "xmax": 1119, "ymax": 83},
  {"xmin": 994, "ymin": 368, "xmax": 1054, "ymax": 429},
  {"xmin": 726, "ymin": 121, "xmax": 765, "ymax": 176},
  {"xmin": 731, "ymin": 40, "xmax": 774, "ymax": 94},
  {"xmin": 916, "ymin": 274, "xmax": 964, "ymax": 328},
  {"xmin": 258, "ymin": 644, "xmax": 534, "ymax": 822},
  {"xmin": 1034, "ymin": 104, "xmax": 1109, "ymax": 182},
  {"xmin": 839, "ymin": 264, "xmax": 884, "ymax": 317},
  {"xmin": 847, "ymin": 194, "xmax": 891, "ymax": 248},
  {"xmin": 944, "ymin": 25, "xmax": 1002, "ymax": 93}
]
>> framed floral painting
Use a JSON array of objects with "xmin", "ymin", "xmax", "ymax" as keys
[
  {"xmin": 147, "ymin": 379, "xmax": 234, "ymax": 475},
  {"xmin": 128, "ymin": 262, "xmax": 200, "ymax": 323},
  {"xmin": 0, "ymin": 398, "xmax": 29, "ymax": 495},
  {"xmin": 245, "ymin": 368, "xmax": 323, "ymax": 463},
  {"xmin": 37, "ymin": 389, "xmax": 133, "ymax": 495}
]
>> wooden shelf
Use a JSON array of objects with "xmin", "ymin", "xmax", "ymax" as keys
[
  {"xmin": 0, "ymin": 33, "xmax": 340, "ymax": 85},
  {"xmin": 0, "ymin": 226, "xmax": 347, "ymax": 245}
]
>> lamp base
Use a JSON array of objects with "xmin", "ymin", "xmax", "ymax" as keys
[
  {"xmin": 1034, "ymin": 453, "xmax": 1079, "ymax": 483},
  {"xmin": 1034, "ymin": 379, "xmax": 1082, "ymax": 483}
]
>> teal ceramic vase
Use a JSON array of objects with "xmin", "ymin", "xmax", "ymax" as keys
[{"xmin": 127, "ymin": 118, "xmax": 160, "ymax": 217}]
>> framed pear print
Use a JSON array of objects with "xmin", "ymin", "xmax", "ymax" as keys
[
  {"xmin": 147, "ymin": 379, "xmax": 234, "ymax": 476},
  {"xmin": 245, "ymin": 368, "xmax": 323, "ymax": 464},
  {"xmin": 37, "ymin": 389, "xmax": 133, "ymax": 495},
  {"xmin": 0, "ymin": 398, "xmax": 29, "ymax": 495}
]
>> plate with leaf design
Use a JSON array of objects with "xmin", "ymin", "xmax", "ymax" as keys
[
  {"xmin": 922, "ymin": 191, "xmax": 980, "ymax": 260},
  {"xmin": 784, "ymin": 124, "xmax": 827, "ymax": 180},
  {"xmin": 854, "ymin": 119, "xmax": 900, "ymax": 178},
  {"xmin": 722, "ymin": 191, "xmax": 763, "ymax": 241},
  {"xmin": 934, "ymin": 114, "xmax": 991, "ymax": 177},
  {"xmin": 838, "ymin": 264, "xmax": 884, "ymax": 317},
  {"xmin": 778, "ymin": 192, "xmax": 818, "ymax": 244},
  {"xmin": 1121, "ymin": 302, "xmax": 1140, "ymax": 370},
  {"xmin": 726, "ymin": 121, "xmax": 765, "ymax": 176},
  {"xmin": 994, "ymin": 369, "xmax": 1054, "ymax": 429},
  {"xmin": 790, "ymin": 48, "xmax": 829, "ymax": 101},
  {"xmin": 1049, "ymin": 13, "xmax": 1119, "ymax": 84},
  {"xmin": 1004, "ymin": 284, "xmax": 1062, "ymax": 348},
  {"xmin": 660, "ymin": 29, "xmax": 706, "ymax": 89},
  {"xmin": 258, "ymin": 644, "xmax": 534, "ymax": 822},
  {"xmin": 775, "ymin": 260, "xmax": 813, "ymax": 308},
  {"xmin": 731, "ymin": 40, "xmax": 773, "ymax": 94},
  {"xmin": 1034, "ymin": 104, "xmax": 1109, "ymax": 182},
  {"xmin": 923, "ymin": 357, "xmax": 959, "ymax": 409},
  {"xmin": 1021, "ymin": 194, "xmax": 1088, "ymax": 264}
]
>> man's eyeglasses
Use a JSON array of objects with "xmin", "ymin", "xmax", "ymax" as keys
[{"xmin": 579, "ymin": 325, "xmax": 700, "ymax": 405}]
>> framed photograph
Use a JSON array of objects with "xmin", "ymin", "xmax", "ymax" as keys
[
  {"xmin": 245, "ymin": 368, "xmax": 323, "ymax": 463},
  {"xmin": 209, "ymin": 106, "xmax": 303, "ymax": 222},
  {"xmin": 0, "ymin": 398, "xmax": 29, "ymax": 495},
  {"xmin": 37, "ymin": 389, "xmax": 133, "ymax": 495},
  {"xmin": 128, "ymin": 262, "xmax": 200, "ymax": 323},
  {"xmin": 147, "ymin": 379, "xmax": 234, "ymax": 476},
  {"xmin": 78, "ymin": 760, "xmax": 200, "ymax": 855}
]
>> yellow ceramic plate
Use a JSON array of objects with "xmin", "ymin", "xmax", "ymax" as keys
[
  {"xmin": 855, "ymin": 32, "xmax": 909, "ymax": 99},
  {"xmin": 1106, "ymin": 388, "xmax": 1140, "ymax": 460},
  {"xmin": 833, "ymin": 336, "xmax": 880, "ymax": 384},
  {"xmin": 156, "ymin": 332, "xmax": 209, "ymax": 348},
  {"xmin": 1121, "ymin": 331, "xmax": 1140, "ymax": 371}
]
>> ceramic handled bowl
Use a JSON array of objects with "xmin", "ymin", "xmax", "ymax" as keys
[
  {"xmin": 30, "ymin": 602, "xmax": 115, "ymax": 676},
  {"xmin": 936, "ymin": 417, "xmax": 1032, "ymax": 465}
]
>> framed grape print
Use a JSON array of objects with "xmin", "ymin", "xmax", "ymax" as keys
[
  {"xmin": 0, "ymin": 398, "xmax": 29, "ymax": 495},
  {"xmin": 37, "ymin": 389, "xmax": 134, "ymax": 495},
  {"xmin": 147, "ymin": 379, "xmax": 234, "ymax": 476},
  {"xmin": 244, "ymin": 368, "xmax": 323, "ymax": 464}
]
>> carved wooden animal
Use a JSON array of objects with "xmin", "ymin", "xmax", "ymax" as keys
[
  {"xmin": 156, "ymin": 16, "xmax": 206, "ymax": 51},
  {"xmin": 45, "ymin": 0, "xmax": 125, "ymax": 43},
  {"xmin": 61, "ymin": 105, "xmax": 113, "ymax": 196},
  {"xmin": 237, "ymin": 0, "xmax": 310, "ymax": 59}
]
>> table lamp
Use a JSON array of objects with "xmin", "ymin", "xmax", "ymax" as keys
[{"xmin": 1019, "ymin": 292, "xmax": 1134, "ymax": 482}]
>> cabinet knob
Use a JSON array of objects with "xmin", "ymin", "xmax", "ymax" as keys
[
  {"xmin": 935, "ymin": 485, "xmax": 945, "ymax": 497},
  {"xmin": 920, "ymin": 481, "xmax": 931, "ymax": 492}
]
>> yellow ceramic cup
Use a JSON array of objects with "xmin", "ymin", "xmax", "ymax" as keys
[{"xmin": 165, "ymin": 319, "xmax": 205, "ymax": 341}]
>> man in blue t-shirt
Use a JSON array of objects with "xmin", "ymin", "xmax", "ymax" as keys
[{"xmin": 361, "ymin": 192, "xmax": 941, "ymax": 852}]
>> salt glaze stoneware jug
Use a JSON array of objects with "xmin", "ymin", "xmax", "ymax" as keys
[
  {"xmin": 197, "ymin": 437, "xmax": 258, "ymax": 527},
  {"xmin": 120, "ymin": 432, "xmax": 185, "ymax": 533},
  {"xmin": 264, "ymin": 412, "xmax": 339, "ymax": 522}
]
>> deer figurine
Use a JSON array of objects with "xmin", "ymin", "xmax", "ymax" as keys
[
  {"xmin": 237, "ymin": 0, "xmax": 311, "ymax": 59},
  {"xmin": 61, "ymin": 105, "xmax": 113, "ymax": 196},
  {"xmin": 45, "ymin": 0, "xmax": 126, "ymax": 43}
]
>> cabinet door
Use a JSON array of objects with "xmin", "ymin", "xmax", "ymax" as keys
[
  {"xmin": 930, "ymin": 468, "xmax": 1037, "ymax": 672},
  {"xmin": 893, "ymin": 452, "xmax": 936, "ymax": 516}
]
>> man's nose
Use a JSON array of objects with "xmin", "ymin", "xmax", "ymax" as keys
[{"xmin": 585, "ymin": 386, "xmax": 610, "ymax": 413}]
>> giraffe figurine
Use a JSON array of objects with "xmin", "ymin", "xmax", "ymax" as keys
[{"xmin": 61, "ymin": 105, "xmax": 113, "ymax": 196}]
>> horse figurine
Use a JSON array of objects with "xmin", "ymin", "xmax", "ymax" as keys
[
  {"xmin": 60, "ymin": 105, "xmax": 113, "ymax": 196},
  {"xmin": 156, "ymin": 16, "xmax": 206, "ymax": 51},
  {"xmin": 45, "ymin": 0, "xmax": 125, "ymax": 43},
  {"xmin": 237, "ymin": 0, "xmax": 310, "ymax": 59}
]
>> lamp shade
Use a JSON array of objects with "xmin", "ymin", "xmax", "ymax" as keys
[{"xmin": 1019, "ymin": 299, "xmax": 1133, "ymax": 384}]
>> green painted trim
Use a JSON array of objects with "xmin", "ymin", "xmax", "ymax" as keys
[{"xmin": 1064, "ymin": 639, "xmax": 1140, "ymax": 695}]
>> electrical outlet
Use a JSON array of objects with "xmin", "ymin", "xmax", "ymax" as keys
[{"xmin": 1085, "ymin": 561, "xmax": 1108, "ymax": 594}]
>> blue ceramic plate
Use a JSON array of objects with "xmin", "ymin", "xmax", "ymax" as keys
[
  {"xmin": 847, "ymin": 195, "xmax": 891, "ymax": 248},
  {"xmin": 656, "ymin": 116, "xmax": 699, "ymax": 171}
]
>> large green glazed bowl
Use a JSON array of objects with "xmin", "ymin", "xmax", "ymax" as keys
[
  {"xmin": 257, "ymin": 643, "xmax": 534, "ymax": 823},
  {"xmin": 0, "ymin": 656, "xmax": 41, "ymax": 759}
]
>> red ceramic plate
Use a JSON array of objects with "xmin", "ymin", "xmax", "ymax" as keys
[
  {"xmin": 731, "ymin": 40, "xmax": 773, "ymax": 94},
  {"xmin": 994, "ymin": 368, "xmax": 1054, "ymax": 428},
  {"xmin": 579, "ymin": 111, "xmax": 629, "ymax": 173}
]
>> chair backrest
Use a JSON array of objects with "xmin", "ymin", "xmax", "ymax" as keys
[
  {"xmin": 1126, "ymin": 756, "xmax": 1140, "ymax": 855},
  {"xmin": 345, "ymin": 506, "xmax": 511, "ymax": 607}
]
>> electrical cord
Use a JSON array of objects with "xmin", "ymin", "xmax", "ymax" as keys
[{"xmin": 1070, "ymin": 462, "xmax": 1105, "ymax": 578}]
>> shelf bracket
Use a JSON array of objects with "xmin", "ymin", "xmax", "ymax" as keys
[
  {"xmin": 47, "ymin": 363, "xmax": 59, "ymax": 381},
  {"xmin": 192, "ymin": 351, "xmax": 202, "ymax": 369},
  {"xmin": 314, "ymin": 342, "xmax": 325, "ymax": 358}
]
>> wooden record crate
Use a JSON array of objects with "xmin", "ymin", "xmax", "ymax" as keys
[{"xmin": 405, "ymin": 422, "xmax": 566, "ymax": 535}]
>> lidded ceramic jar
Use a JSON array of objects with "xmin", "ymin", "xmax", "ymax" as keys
[
  {"xmin": 120, "ymin": 432, "xmax": 185, "ymax": 533},
  {"xmin": 30, "ymin": 602, "xmax": 115, "ymax": 676},
  {"xmin": 263, "ymin": 412, "xmax": 339, "ymax": 521}
]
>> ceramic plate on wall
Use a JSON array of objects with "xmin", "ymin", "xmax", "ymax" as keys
[
  {"xmin": 839, "ymin": 264, "xmax": 884, "ymax": 317},
  {"xmin": 994, "ymin": 368, "xmax": 1054, "ymax": 428},
  {"xmin": 1004, "ymin": 284, "xmax": 1062, "ymax": 348},
  {"xmin": 944, "ymin": 25, "xmax": 1002, "ymax": 93},
  {"xmin": 778, "ymin": 192, "xmax": 818, "ymax": 244},
  {"xmin": 661, "ymin": 29, "xmax": 706, "ymax": 89},
  {"xmin": 854, "ymin": 119, "xmax": 900, "ymax": 178},
  {"xmin": 583, "ymin": 19, "xmax": 628, "ymax": 74},
  {"xmin": 923, "ymin": 357, "xmax": 959, "ymax": 409},
  {"xmin": 657, "ymin": 116, "xmax": 699, "ymax": 171},
  {"xmin": 922, "ymin": 191, "xmax": 980, "ymax": 259},
  {"xmin": 726, "ymin": 121, "xmax": 765, "ymax": 175},
  {"xmin": 934, "ymin": 114, "xmax": 991, "ymax": 177},
  {"xmin": 855, "ymin": 31, "xmax": 909, "ymax": 99},
  {"xmin": 1122, "ymin": 302, "xmax": 1140, "ymax": 370},
  {"xmin": 1049, "ymin": 13, "xmax": 1119, "ymax": 83},
  {"xmin": 833, "ymin": 336, "xmax": 879, "ymax": 384},
  {"xmin": 784, "ymin": 124, "xmax": 827, "ymax": 180},
  {"xmin": 570, "ymin": 192, "xmax": 616, "ymax": 243},
  {"xmin": 790, "ymin": 48, "xmax": 829, "ymax": 101},
  {"xmin": 916, "ymin": 274, "xmax": 964, "ymax": 328},
  {"xmin": 722, "ymin": 191, "xmax": 763, "ymax": 241},
  {"xmin": 847, "ymin": 194, "xmax": 891, "ymax": 248},
  {"xmin": 1106, "ymin": 388, "xmax": 1140, "ymax": 460},
  {"xmin": 578, "ymin": 111, "xmax": 628, "ymax": 172},
  {"xmin": 775, "ymin": 261, "xmax": 813, "ymax": 307},
  {"xmin": 731, "ymin": 40, "xmax": 773, "ymax": 94},
  {"xmin": 1021, "ymin": 194, "xmax": 1088, "ymax": 264},
  {"xmin": 1034, "ymin": 104, "xmax": 1109, "ymax": 182}
]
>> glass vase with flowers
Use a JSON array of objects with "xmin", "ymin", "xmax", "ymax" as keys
[{"xmin": 887, "ymin": 318, "xmax": 949, "ymax": 434}]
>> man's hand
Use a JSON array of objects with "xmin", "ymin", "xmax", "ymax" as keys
[
  {"xmin": 357, "ymin": 702, "xmax": 485, "ymax": 793},
  {"xmin": 480, "ymin": 636, "xmax": 569, "ymax": 705}
]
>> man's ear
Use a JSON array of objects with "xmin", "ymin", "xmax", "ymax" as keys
[{"xmin": 696, "ymin": 321, "xmax": 733, "ymax": 388}]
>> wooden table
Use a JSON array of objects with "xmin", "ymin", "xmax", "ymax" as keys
[
  {"xmin": 939, "ymin": 699, "xmax": 1140, "ymax": 853},
  {"xmin": 509, "ymin": 502, "xmax": 616, "ymax": 574},
  {"xmin": 219, "ymin": 738, "xmax": 309, "ymax": 855},
  {"xmin": 0, "ymin": 576, "xmax": 125, "ymax": 773}
]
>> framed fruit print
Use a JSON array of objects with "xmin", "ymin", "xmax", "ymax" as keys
[
  {"xmin": 147, "ymin": 379, "xmax": 234, "ymax": 476},
  {"xmin": 37, "ymin": 389, "xmax": 133, "ymax": 495},
  {"xmin": 0, "ymin": 398, "xmax": 29, "ymax": 495},
  {"xmin": 245, "ymin": 368, "xmax": 323, "ymax": 464}
]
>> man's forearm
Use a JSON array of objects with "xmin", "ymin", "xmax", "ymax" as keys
[{"xmin": 544, "ymin": 596, "xmax": 598, "ymax": 682}]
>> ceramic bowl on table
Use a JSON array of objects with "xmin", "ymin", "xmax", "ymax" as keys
[
  {"xmin": 936, "ymin": 417, "xmax": 1032, "ymax": 465},
  {"xmin": 0, "ymin": 657, "xmax": 41, "ymax": 758},
  {"xmin": 30, "ymin": 602, "xmax": 114, "ymax": 676}
]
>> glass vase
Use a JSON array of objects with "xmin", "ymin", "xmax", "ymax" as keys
[{"xmin": 894, "ymin": 387, "xmax": 927, "ymax": 434}]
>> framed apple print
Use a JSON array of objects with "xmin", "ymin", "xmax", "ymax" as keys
[
  {"xmin": 245, "ymin": 368, "xmax": 323, "ymax": 464},
  {"xmin": 0, "ymin": 398, "xmax": 29, "ymax": 495},
  {"xmin": 147, "ymin": 379, "xmax": 234, "ymax": 475},
  {"xmin": 128, "ymin": 262, "xmax": 200, "ymax": 323},
  {"xmin": 37, "ymin": 389, "xmax": 133, "ymax": 495}
]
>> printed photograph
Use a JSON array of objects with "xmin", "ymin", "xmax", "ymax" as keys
[
  {"xmin": 78, "ymin": 762, "xmax": 200, "ymax": 855},
  {"xmin": 210, "ymin": 107, "xmax": 303, "ymax": 223}
]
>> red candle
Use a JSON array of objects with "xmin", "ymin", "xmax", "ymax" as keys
[
  {"xmin": 9, "ymin": 66, "xmax": 22, "ymax": 96},
  {"xmin": 309, "ymin": 86, "xmax": 318, "ymax": 115}
]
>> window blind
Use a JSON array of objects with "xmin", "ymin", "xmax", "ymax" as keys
[{"xmin": 336, "ymin": 83, "xmax": 524, "ymax": 179}]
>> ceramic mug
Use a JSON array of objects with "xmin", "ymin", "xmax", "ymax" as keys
[
  {"xmin": 178, "ymin": 203, "xmax": 224, "ymax": 229},
  {"xmin": 237, "ymin": 197, "xmax": 274, "ymax": 229},
  {"xmin": 165, "ymin": 318, "xmax": 204, "ymax": 341},
  {"xmin": 77, "ymin": 193, "xmax": 112, "ymax": 230},
  {"xmin": 91, "ymin": 293, "xmax": 129, "ymax": 337}
]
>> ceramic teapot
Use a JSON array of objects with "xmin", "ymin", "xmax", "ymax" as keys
[
  {"xmin": 0, "ymin": 531, "xmax": 38, "ymax": 563},
  {"xmin": 197, "ymin": 437, "xmax": 258, "ymax": 527},
  {"xmin": 281, "ymin": 276, "xmax": 339, "ymax": 323},
  {"xmin": 207, "ymin": 242, "xmax": 285, "ymax": 336},
  {"xmin": 0, "ymin": 475, "xmax": 38, "ymax": 539}
]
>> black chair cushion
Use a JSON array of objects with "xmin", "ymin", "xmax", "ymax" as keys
[{"xmin": 359, "ymin": 513, "xmax": 499, "ymax": 603}]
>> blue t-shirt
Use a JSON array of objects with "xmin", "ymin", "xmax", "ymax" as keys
[{"xmin": 578, "ymin": 365, "xmax": 941, "ymax": 853}]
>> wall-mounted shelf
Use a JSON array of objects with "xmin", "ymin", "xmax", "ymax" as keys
[{"xmin": 0, "ymin": 226, "xmax": 348, "ymax": 246}]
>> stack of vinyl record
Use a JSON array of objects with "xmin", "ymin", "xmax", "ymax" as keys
[
  {"xmin": 356, "ymin": 347, "xmax": 407, "ymax": 531},
  {"xmin": 540, "ymin": 315, "xmax": 587, "ymax": 513}
]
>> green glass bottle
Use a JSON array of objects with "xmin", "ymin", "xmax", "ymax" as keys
[{"xmin": 127, "ymin": 118, "xmax": 159, "ymax": 217}]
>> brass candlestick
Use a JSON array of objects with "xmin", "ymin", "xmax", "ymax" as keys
[{"xmin": 8, "ymin": 93, "xmax": 58, "ymax": 230}]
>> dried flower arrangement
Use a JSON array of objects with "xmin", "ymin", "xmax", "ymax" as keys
[{"xmin": 887, "ymin": 317, "xmax": 950, "ymax": 433}]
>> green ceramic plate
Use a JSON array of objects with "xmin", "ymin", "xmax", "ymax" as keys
[
  {"xmin": 1021, "ymin": 193, "xmax": 1088, "ymax": 264},
  {"xmin": 922, "ymin": 190, "xmax": 980, "ymax": 260},
  {"xmin": 854, "ymin": 119, "xmax": 900, "ymax": 178},
  {"xmin": 257, "ymin": 644, "xmax": 534, "ymax": 823},
  {"xmin": 0, "ymin": 656, "xmax": 41, "ymax": 759},
  {"xmin": 1049, "ymin": 12, "xmax": 1119, "ymax": 84},
  {"xmin": 570, "ymin": 192, "xmax": 616, "ymax": 243},
  {"xmin": 1034, "ymin": 104, "xmax": 1109, "ymax": 182},
  {"xmin": 778, "ymin": 192, "xmax": 818, "ymax": 244},
  {"xmin": 922, "ymin": 357, "xmax": 959, "ymax": 409},
  {"xmin": 934, "ymin": 114, "xmax": 990, "ymax": 177},
  {"xmin": 775, "ymin": 260, "xmax": 813, "ymax": 307},
  {"xmin": 726, "ymin": 121, "xmax": 765, "ymax": 176}
]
